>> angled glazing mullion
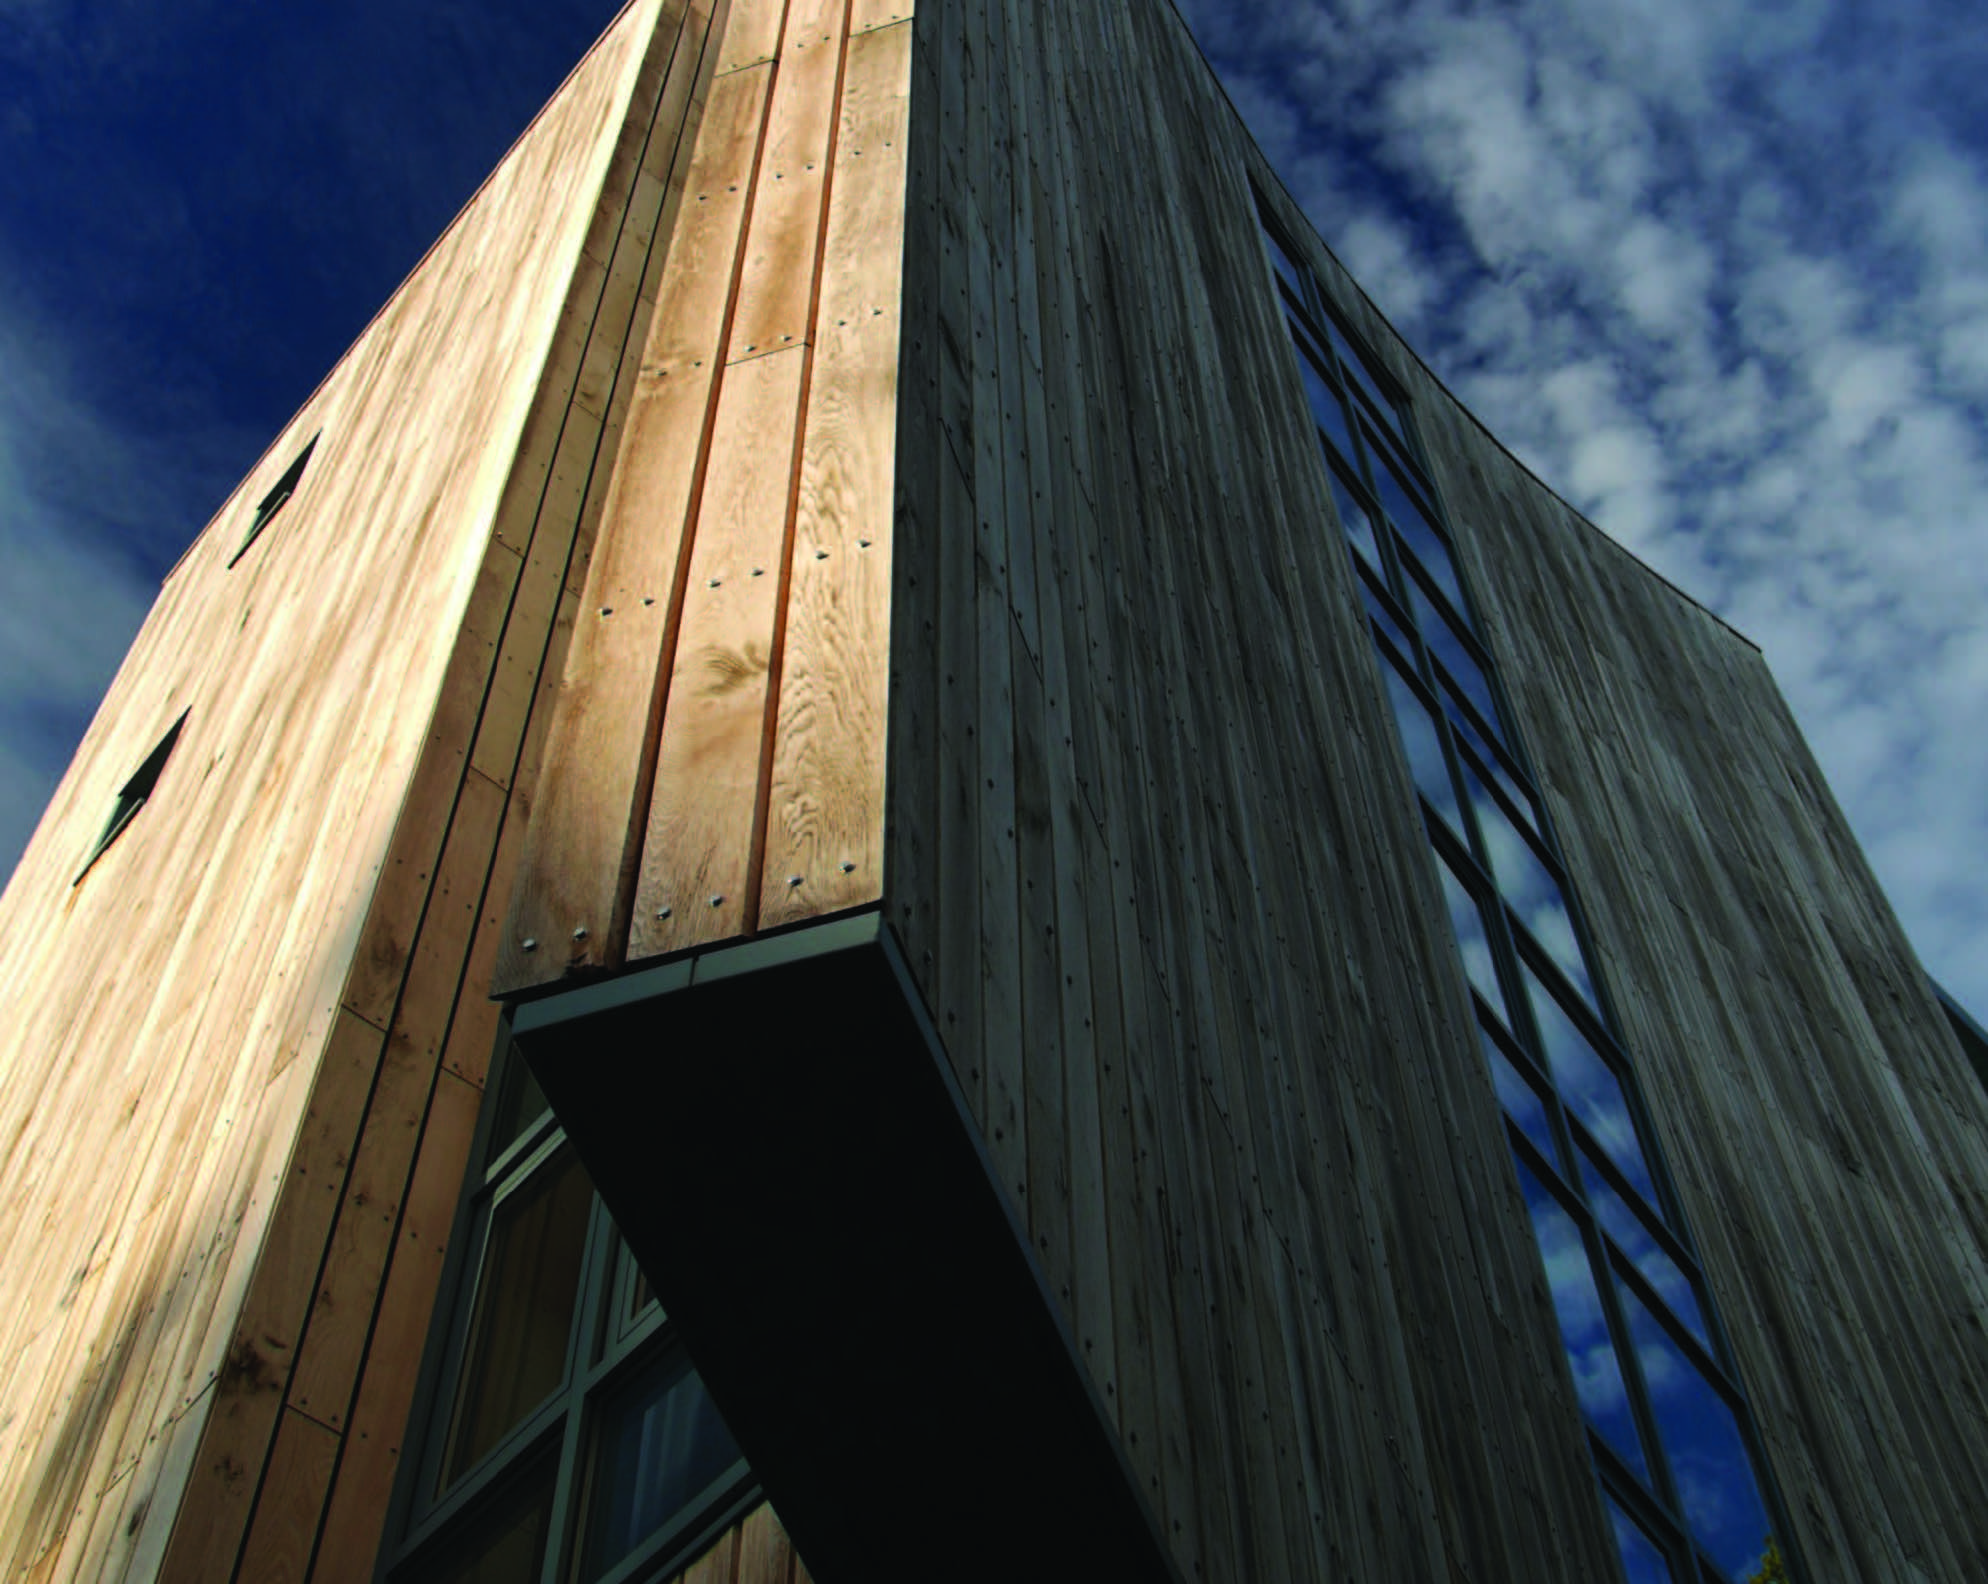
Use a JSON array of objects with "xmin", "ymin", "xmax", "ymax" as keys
[
  {"xmin": 1571, "ymin": 1115, "xmax": 1709, "ymax": 1291},
  {"xmin": 1450, "ymin": 730, "xmax": 1546, "ymax": 852},
  {"xmin": 1603, "ymin": 1237, "xmax": 1732, "ymax": 1399},
  {"xmin": 1600, "ymin": 1469, "xmax": 1698, "ymax": 1584}
]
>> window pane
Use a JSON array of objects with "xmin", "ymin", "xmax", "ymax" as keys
[
  {"xmin": 445, "ymin": 1149, "xmax": 596, "ymax": 1485},
  {"xmin": 1465, "ymin": 768, "xmax": 1559, "ymax": 917},
  {"xmin": 1608, "ymin": 1497, "xmax": 1677, "ymax": 1584},
  {"xmin": 1380, "ymin": 662, "xmax": 1463, "ymax": 842},
  {"xmin": 1373, "ymin": 456, "xmax": 1467, "ymax": 611},
  {"xmin": 1262, "ymin": 226, "xmax": 1305, "ymax": 297},
  {"xmin": 1484, "ymin": 1024, "xmax": 1558, "ymax": 1166},
  {"xmin": 1408, "ymin": 577, "xmax": 1502, "ymax": 737},
  {"xmin": 1437, "ymin": 855, "xmax": 1508, "ymax": 1024},
  {"xmin": 1617, "ymin": 1281, "xmax": 1775, "ymax": 1581},
  {"xmin": 1329, "ymin": 321, "xmax": 1399, "ymax": 435},
  {"xmin": 1466, "ymin": 771, "xmax": 1597, "ymax": 1009},
  {"xmin": 1357, "ymin": 568, "xmax": 1414, "ymax": 657},
  {"xmin": 1513, "ymin": 1158, "xmax": 1650, "ymax": 1480},
  {"xmin": 1521, "ymin": 962, "xmax": 1657, "ymax": 1204},
  {"xmin": 1364, "ymin": 400, "xmax": 1430, "ymax": 475},
  {"xmin": 1329, "ymin": 467, "xmax": 1383, "ymax": 572},
  {"xmin": 581, "ymin": 1352, "xmax": 743, "ymax": 1580},
  {"xmin": 487, "ymin": 1055, "xmax": 551, "ymax": 1166},
  {"xmin": 1292, "ymin": 325, "xmax": 1361, "ymax": 464},
  {"xmin": 1578, "ymin": 1147, "xmax": 1710, "ymax": 1349},
  {"xmin": 417, "ymin": 1456, "xmax": 557, "ymax": 1584},
  {"xmin": 1443, "ymin": 681, "xmax": 1534, "ymax": 819}
]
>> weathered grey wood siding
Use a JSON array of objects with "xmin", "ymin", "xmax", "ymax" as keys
[
  {"xmin": 887, "ymin": 0, "xmax": 1988, "ymax": 1580},
  {"xmin": 0, "ymin": 4, "xmax": 720, "ymax": 1576},
  {"xmin": 885, "ymin": 0, "xmax": 1625, "ymax": 1577},
  {"xmin": 1409, "ymin": 323, "xmax": 1988, "ymax": 1576}
]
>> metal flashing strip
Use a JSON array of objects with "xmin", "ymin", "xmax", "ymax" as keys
[{"xmin": 509, "ymin": 911, "xmax": 1182, "ymax": 1584}]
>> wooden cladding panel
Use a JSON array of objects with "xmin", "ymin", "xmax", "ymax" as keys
[
  {"xmin": 726, "ymin": 0, "xmax": 843, "ymax": 362},
  {"xmin": 0, "ymin": 4, "xmax": 717, "ymax": 1581},
  {"xmin": 1402, "ymin": 358, "xmax": 1988, "ymax": 1575},
  {"xmin": 672, "ymin": 1504, "xmax": 814, "ymax": 1584},
  {"xmin": 501, "ymin": 0, "xmax": 914, "ymax": 992},
  {"xmin": 640, "ymin": 346, "xmax": 809, "ymax": 949},
  {"xmin": 497, "ymin": 61, "xmax": 769, "ymax": 987},
  {"xmin": 759, "ymin": 21, "xmax": 910, "ymax": 930},
  {"xmin": 882, "ymin": 1, "xmax": 1988, "ymax": 1580},
  {"xmin": 886, "ymin": 0, "xmax": 1632, "ymax": 1579}
]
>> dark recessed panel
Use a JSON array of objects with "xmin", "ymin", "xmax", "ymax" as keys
[{"xmin": 510, "ymin": 915, "xmax": 1178, "ymax": 1584}]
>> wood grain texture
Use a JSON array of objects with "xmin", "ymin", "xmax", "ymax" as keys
[
  {"xmin": 758, "ymin": 19, "xmax": 911, "ymax": 930},
  {"xmin": 0, "ymin": 3, "xmax": 709, "ymax": 1579},
  {"xmin": 507, "ymin": 0, "xmax": 912, "ymax": 982},
  {"xmin": 634, "ymin": 346, "xmax": 809, "ymax": 952},
  {"xmin": 496, "ymin": 58, "xmax": 770, "ymax": 993},
  {"xmin": 883, "ymin": 0, "xmax": 1648, "ymax": 1578},
  {"xmin": 882, "ymin": 2, "xmax": 1988, "ymax": 1580},
  {"xmin": 726, "ymin": 0, "xmax": 845, "ymax": 363}
]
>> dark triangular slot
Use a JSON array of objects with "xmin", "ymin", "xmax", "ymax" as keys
[
  {"xmin": 73, "ymin": 710, "xmax": 189, "ymax": 885},
  {"xmin": 228, "ymin": 432, "xmax": 320, "ymax": 568}
]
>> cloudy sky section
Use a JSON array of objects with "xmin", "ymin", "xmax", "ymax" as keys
[{"xmin": 1180, "ymin": 0, "xmax": 1988, "ymax": 1016}]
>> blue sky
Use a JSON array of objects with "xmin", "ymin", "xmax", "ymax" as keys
[{"xmin": 1, "ymin": 0, "xmax": 1982, "ymax": 1016}]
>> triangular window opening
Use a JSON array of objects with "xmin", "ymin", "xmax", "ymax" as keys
[
  {"xmin": 228, "ymin": 433, "xmax": 319, "ymax": 568},
  {"xmin": 73, "ymin": 710, "xmax": 189, "ymax": 886}
]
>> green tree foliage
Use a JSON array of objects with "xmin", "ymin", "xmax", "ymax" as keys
[{"xmin": 1747, "ymin": 1536, "xmax": 1788, "ymax": 1583}]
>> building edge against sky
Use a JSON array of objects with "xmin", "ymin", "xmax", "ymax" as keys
[{"xmin": 0, "ymin": 1, "xmax": 1984, "ymax": 1582}]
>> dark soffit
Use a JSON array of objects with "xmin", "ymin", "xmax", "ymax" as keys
[{"xmin": 509, "ymin": 911, "xmax": 1182, "ymax": 1584}]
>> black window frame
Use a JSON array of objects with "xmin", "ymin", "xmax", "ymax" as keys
[
  {"xmin": 228, "ymin": 433, "xmax": 320, "ymax": 568},
  {"xmin": 72, "ymin": 709, "xmax": 188, "ymax": 886},
  {"xmin": 377, "ymin": 1034, "xmax": 760, "ymax": 1584}
]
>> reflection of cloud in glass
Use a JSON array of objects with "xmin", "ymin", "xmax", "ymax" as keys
[
  {"xmin": 1483, "ymin": 1028, "xmax": 1557, "ymax": 1165},
  {"xmin": 1522, "ymin": 961, "xmax": 1656, "ymax": 1203},
  {"xmin": 1381, "ymin": 662, "xmax": 1464, "ymax": 840},
  {"xmin": 1375, "ymin": 454, "xmax": 1467, "ymax": 610},
  {"xmin": 1438, "ymin": 858, "xmax": 1508, "ymax": 1023},
  {"xmin": 1299, "ymin": 340, "xmax": 1361, "ymax": 476},
  {"xmin": 1357, "ymin": 570, "xmax": 1413, "ymax": 657},
  {"xmin": 1516, "ymin": 1158, "xmax": 1650, "ymax": 1481},
  {"xmin": 1619, "ymin": 1280, "xmax": 1771, "ymax": 1581},
  {"xmin": 1608, "ymin": 1498, "xmax": 1673, "ymax": 1584},
  {"xmin": 1578, "ymin": 1148, "xmax": 1708, "ymax": 1346},
  {"xmin": 1525, "ymin": 903, "xmax": 1595, "ymax": 1011},
  {"xmin": 1463, "ymin": 767, "xmax": 1601, "ymax": 1012},
  {"xmin": 1410, "ymin": 577, "xmax": 1502, "ymax": 732},
  {"xmin": 1442, "ymin": 680, "xmax": 1537, "ymax": 820}
]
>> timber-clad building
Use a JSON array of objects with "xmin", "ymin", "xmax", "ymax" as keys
[{"xmin": 1, "ymin": 0, "xmax": 1984, "ymax": 1579}]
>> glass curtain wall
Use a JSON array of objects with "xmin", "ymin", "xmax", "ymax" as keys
[{"xmin": 1256, "ymin": 203, "xmax": 1792, "ymax": 1584}]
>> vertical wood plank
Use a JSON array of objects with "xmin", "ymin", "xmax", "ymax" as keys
[
  {"xmin": 496, "ymin": 62, "xmax": 773, "ymax": 991},
  {"xmin": 303, "ymin": 1068, "xmax": 482, "ymax": 1584},
  {"xmin": 230, "ymin": 1410, "xmax": 340, "ymax": 1584},
  {"xmin": 726, "ymin": 0, "xmax": 847, "ymax": 363},
  {"xmin": 759, "ymin": 19, "xmax": 913, "ymax": 929},
  {"xmin": 633, "ymin": 347, "xmax": 809, "ymax": 953},
  {"xmin": 732, "ymin": 1503, "xmax": 797, "ymax": 1584}
]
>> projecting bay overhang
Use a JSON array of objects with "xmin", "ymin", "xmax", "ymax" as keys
[{"xmin": 507, "ymin": 911, "xmax": 1181, "ymax": 1584}]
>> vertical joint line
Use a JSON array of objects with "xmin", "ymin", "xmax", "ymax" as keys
[
  {"xmin": 611, "ymin": 0, "xmax": 796, "ymax": 963},
  {"xmin": 744, "ymin": 0, "xmax": 859, "ymax": 935}
]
